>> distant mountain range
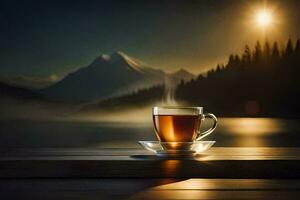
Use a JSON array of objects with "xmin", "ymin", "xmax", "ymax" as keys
[
  {"xmin": 0, "ymin": 81, "xmax": 43, "ymax": 101},
  {"xmin": 0, "ymin": 51, "xmax": 195, "ymax": 119},
  {"xmin": 0, "ymin": 51, "xmax": 194, "ymax": 116},
  {"xmin": 40, "ymin": 51, "xmax": 195, "ymax": 101},
  {"xmin": 0, "ymin": 75, "xmax": 59, "ymax": 90},
  {"xmin": 0, "ymin": 80, "xmax": 82, "ymax": 120}
]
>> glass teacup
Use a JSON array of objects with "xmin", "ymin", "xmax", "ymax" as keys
[{"xmin": 153, "ymin": 106, "xmax": 217, "ymax": 150}]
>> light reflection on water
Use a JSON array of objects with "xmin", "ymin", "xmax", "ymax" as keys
[
  {"xmin": 216, "ymin": 118, "xmax": 285, "ymax": 147},
  {"xmin": 0, "ymin": 118, "xmax": 300, "ymax": 148},
  {"xmin": 220, "ymin": 118, "xmax": 283, "ymax": 135}
]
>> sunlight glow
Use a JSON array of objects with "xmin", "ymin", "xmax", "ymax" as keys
[
  {"xmin": 256, "ymin": 9, "xmax": 273, "ymax": 28},
  {"xmin": 222, "ymin": 118, "xmax": 282, "ymax": 135}
]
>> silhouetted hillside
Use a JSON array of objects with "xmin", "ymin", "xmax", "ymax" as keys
[
  {"xmin": 80, "ymin": 85, "xmax": 165, "ymax": 113},
  {"xmin": 0, "ymin": 81, "xmax": 42, "ymax": 100},
  {"xmin": 0, "ymin": 75, "xmax": 59, "ymax": 89},
  {"xmin": 176, "ymin": 39, "xmax": 300, "ymax": 117},
  {"xmin": 0, "ymin": 81, "xmax": 82, "ymax": 119}
]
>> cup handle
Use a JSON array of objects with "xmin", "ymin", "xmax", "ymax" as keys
[{"xmin": 196, "ymin": 113, "xmax": 217, "ymax": 141}]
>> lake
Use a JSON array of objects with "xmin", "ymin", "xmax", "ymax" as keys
[{"xmin": 0, "ymin": 118, "xmax": 300, "ymax": 148}]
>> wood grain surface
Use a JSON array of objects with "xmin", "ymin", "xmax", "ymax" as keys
[
  {"xmin": 0, "ymin": 147, "xmax": 300, "ymax": 178},
  {"xmin": 1, "ymin": 179, "xmax": 300, "ymax": 199}
]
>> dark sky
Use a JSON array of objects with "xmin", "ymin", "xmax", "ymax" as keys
[{"xmin": 1, "ymin": 0, "xmax": 300, "ymax": 76}]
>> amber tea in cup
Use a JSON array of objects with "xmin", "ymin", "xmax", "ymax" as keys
[{"xmin": 153, "ymin": 107, "xmax": 217, "ymax": 149}]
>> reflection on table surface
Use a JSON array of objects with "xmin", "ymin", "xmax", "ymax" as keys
[{"xmin": 1, "ymin": 178, "xmax": 300, "ymax": 199}]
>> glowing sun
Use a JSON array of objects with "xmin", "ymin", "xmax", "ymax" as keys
[{"xmin": 256, "ymin": 9, "xmax": 273, "ymax": 28}]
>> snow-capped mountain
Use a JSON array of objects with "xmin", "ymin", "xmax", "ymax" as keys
[
  {"xmin": 41, "ymin": 51, "xmax": 166, "ymax": 101},
  {"xmin": 41, "ymin": 51, "xmax": 196, "ymax": 101}
]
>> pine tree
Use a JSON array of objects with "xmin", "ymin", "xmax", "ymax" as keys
[
  {"xmin": 295, "ymin": 39, "xmax": 300, "ymax": 54},
  {"xmin": 294, "ymin": 39, "xmax": 300, "ymax": 74},
  {"xmin": 227, "ymin": 54, "xmax": 235, "ymax": 67},
  {"xmin": 207, "ymin": 69, "xmax": 215, "ymax": 77},
  {"xmin": 242, "ymin": 45, "xmax": 251, "ymax": 65},
  {"xmin": 197, "ymin": 74, "xmax": 205, "ymax": 81},
  {"xmin": 271, "ymin": 42, "xmax": 280, "ymax": 60},
  {"xmin": 285, "ymin": 38, "xmax": 294, "ymax": 56},
  {"xmin": 216, "ymin": 64, "xmax": 221, "ymax": 72},
  {"xmin": 253, "ymin": 41, "xmax": 262, "ymax": 63},
  {"xmin": 263, "ymin": 40, "xmax": 271, "ymax": 61},
  {"xmin": 234, "ymin": 54, "xmax": 241, "ymax": 66}
]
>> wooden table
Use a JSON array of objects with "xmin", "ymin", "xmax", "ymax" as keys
[
  {"xmin": 1, "ymin": 178, "xmax": 300, "ymax": 199},
  {"xmin": 1, "ymin": 147, "xmax": 300, "ymax": 178},
  {"xmin": 1, "ymin": 147, "xmax": 300, "ymax": 199}
]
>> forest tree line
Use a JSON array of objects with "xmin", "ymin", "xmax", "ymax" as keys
[{"xmin": 176, "ymin": 38, "xmax": 300, "ymax": 117}]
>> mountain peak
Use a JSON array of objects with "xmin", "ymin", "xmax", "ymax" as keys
[
  {"xmin": 109, "ymin": 51, "xmax": 126, "ymax": 62},
  {"xmin": 97, "ymin": 51, "xmax": 138, "ymax": 64},
  {"xmin": 99, "ymin": 54, "xmax": 111, "ymax": 61},
  {"xmin": 109, "ymin": 51, "xmax": 144, "ymax": 72},
  {"xmin": 97, "ymin": 51, "xmax": 128, "ymax": 62},
  {"xmin": 112, "ymin": 51, "xmax": 127, "ymax": 57}
]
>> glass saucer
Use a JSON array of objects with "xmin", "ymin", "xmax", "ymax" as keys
[{"xmin": 139, "ymin": 141, "xmax": 215, "ymax": 157}]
